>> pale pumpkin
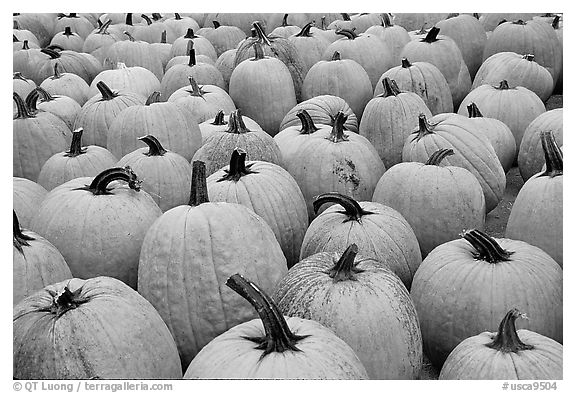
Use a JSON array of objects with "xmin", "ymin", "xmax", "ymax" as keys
[
  {"xmin": 13, "ymin": 177, "xmax": 48, "ymax": 229},
  {"xmin": 364, "ymin": 14, "xmax": 411, "ymax": 64},
  {"xmin": 39, "ymin": 63, "xmax": 90, "ymax": 107},
  {"xmin": 199, "ymin": 110, "xmax": 262, "ymax": 145},
  {"xmin": 81, "ymin": 20, "xmax": 122, "ymax": 64},
  {"xmin": 287, "ymin": 22, "xmax": 331, "ymax": 76},
  {"xmin": 50, "ymin": 26, "xmax": 84, "ymax": 52},
  {"xmin": 169, "ymin": 28, "xmax": 218, "ymax": 62},
  {"xmin": 103, "ymin": 32, "xmax": 164, "ymax": 81},
  {"xmin": 26, "ymin": 87, "xmax": 81, "ymax": 131},
  {"xmin": 30, "ymin": 47, "xmax": 102, "ymax": 86},
  {"xmin": 88, "ymin": 62, "xmax": 162, "ymax": 102}
]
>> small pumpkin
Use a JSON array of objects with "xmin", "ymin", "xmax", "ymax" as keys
[
  {"xmin": 131, "ymin": 14, "xmax": 166, "ymax": 44},
  {"xmin": 196, "ymin": 20, "xmax": 245, "ymax": 58},
  {"xmin": 26, "ymin": 87, "xmax": 81, "ymax": 131},
  {"xmin": 50, "ymin": 26, "xmax": 84, "ymax": 52},
  {"xmin": 13, "ymin": 177, "xmax": 48, "ymax": 229},
  {"xmin": 365, "ymin": 13, "xmax": 411, "ymax": 64},
  {"xmin": 54, "ymin": 13, "xmax": 94, "ymax": 39},
  {"xmin": 162, "ymin": 13, "xmax": 201, "ymax": 43},
  {"xmin": 81, "ymin": 20, "xmax": 122, "ymax": 64},
  {"xmin": 12, "ymin": 41, "xmax": 46, "ymax": 81},
  {"xmin": 39, "ymin": 63, "xmax": 90, "ymax": 107},
  {"xmin": 274, "ymin": 109, "xmax": 325, "ymax": 166},
  {"xmin": 13, "ymin": 72, "xmax": 37, "ymax": 105},
  {"xmin": 270, "ymin": 14, "xmax": 302, "ymax": 38}
]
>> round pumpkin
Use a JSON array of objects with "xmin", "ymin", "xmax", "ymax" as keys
[
  {"xmin": 13, "ymin": 19, "xmax": 41, "ymax": 47},
  {"xmin": 26, "ymin": 87, "xmax": 81, "ymax": 131},
  {"xmin": 365, "ymin": 13, "xmax": 411, "ymax": 64},
  {"xmin": 184, "ymin": 273, "xmax": 368, "ymax": 379},
  {"xmin": 39, "ymin": 63, "xmax": 90, "ymax": 107},
  {"xmin": 163, "ymin": 13, "xmax": 201, "ymax": 43},
  {"xmin": 103, "ymin": 32, "xmax": 164, "ymax": 81},
  {"xmin": 13, "ymin": 276, "xmax": 182, "ymax": 379},
  {"xmin": 88, "ymin": 62, "xmax": 162, "ymax": 102},
  {"xmin": 30, "ymin": 167, "xmax": 162, "ymax": 289},
  {"xmin": 410, "ymin": 229, "xmax": 563, "ymax": 369},
  {"xmin": 30, "ymin": 47, "xmax": 102, "ymax": 86},
  {"xmin": 439, "ymin": 308, "xmax": 562, "ymax": 380},
  {"xmin": 273, "ymin": 244, "xmax": 423, "ymax": 379},
  {"xmin": 270, "ymin": 14, "xmax": 303, "ymax": 38},
  {"xmin": 169, "ymin": 27, "xmax": 218, "ymax": 62},
  {"xmin": 53, "ymin": 13, "xmax": 94, "ymax": 39},
  {"xmin": 199, "ymin": 110, "xmax": 262, "ymax": 145},
  {"xmin": 13, "ymin": 177, "xmax": 48, "ymax": 229},
  {"xmin": 201, "ymin": 20, "xmax": 247, "ymax": 57},
  {"xmin": 50, "ymin": 26, "xmax": 84, "ymax": 52},
  {"xmin": 274, "ymin": 109, "xmax": 327, "ymax": 166},
  {"xmin": 81, "ymin": 20, "xmax": 122, "ymax": 64},
  {"xmin": 13, "ymin": 41, "xmax": 47, "ymax": 82},
  {"xmin": 287, "ymin": 22, "xmax": 330, "ymax": 76},
  {"xmin": 12, "ymin": 13, "xmax": 56, "ymax": 47},
  {"xmin": 13, "ymin": 72, "xmax": 36, "ymax": 105},
  {"xmin": 13, "ymin": 210, "xmax": 72, "ymax": 305},
  {"xmin": 300, "ymin": 193, "xmax": 422, "ymax": 289}
]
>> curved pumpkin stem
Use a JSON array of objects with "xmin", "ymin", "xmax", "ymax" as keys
[
  {"xmin": 295, "ymin": 23, "xmax": 313, "ymax": 37},
  {"xmin": 97, "ymin": 19, "xmax": 112, "ymax": 34},
  {"xmin": 340, "ymin": 13, "xmax": 351, "ymax": 21},
  {"xmin": 486, "ymin": 309, "xmax": 534, "ymax": 353},
  {"xmin": 141, "ymin": 14, "xmax": 153, "ymax": 26},
  {"xmin": 379, "ymin": 77, "xmax": 401, "ymax": 98},
  {"xmin": 313, "ymin": 192, "xmax": 375, "ymax": 222},
  {"xmin": 77, "ymin": 167, "xmax": 142, "ymax": 195},
  {"xmin": 217, "ymin": 149, "xmax": 258, "ymax": 182},
  {"xmin": 539, "ymin": 131, "xmax": 563, "ymax": 178},
  {"xmin": 25, "ymin": 89, "xmax": 41, "ymax": 112},
  {"xmin": 34, "ymin": 86, "xmax": 56, "ymax": 102},
  {"xmin": 189, "ymin": 160, "xmax": 209, "ymax": 206},
  {"xmin": 96, "ymin": 81, "xmax": 118, "ymax": 100},
  {"xmin": 466, "ymin": 102, "xmax": 483, "ymax": 118},
  {"xmin": 13, "ymin": 210, "xmax": 35, "ymax": 253},
  {"xmin": 552, "ymin": 15, "xmax": 560, "ymax": 29},
  {"xmin": 13, "ymin": 72, "xmax": 27, "ymax": 82},
  {"xmin": 421, "ymin": 26, "xmax": 440, "ymax": 42},
  {"xmin": 425, "ymin": 148, "xmax": 454, "ymax": 166},
  {"xmin": 252, "ymin": 21, "xmax": 272, "ymax": 46},
  {"xmin": 41, "ymin": 47, "xmax": 61, "ymax": 59},
  {"xmin": 281, "ymin": 14, "xmax": 290, "ymax": 27},
  {"xmin": 139, "ymin": 135, "xmax": 167, "ymax": 156},
  {"xmin": 213, "ymin": 20, "xmax": 221, "ymax": 29},
  {"xmin": 381, "ymin": 13, "xmax": 393, "ymax": 27},
  {"xmin": 64, "ymin": 128, "xmax": 87, "ymax": 158},
  {"xmin": 13, "ymin": 92, "xmax": 34, "ymax": 119},
  {"xmin": 335, "ymin": 28, "xmax": 358, "ymax": 40},
  {"xmin": 461, "ymin": 229, "xmax": 514, "ymax": 263},
  {"xmin": 210, "ymin": 110, "xmax": 227, "ymax": 126},
  {"xmin": 145, "ymin": 91, "xmax": 161, "ymax": 105},
  {"xmin": 226, "ymin": 273, "xmax": 309, "ymax": 359},
  {"xmin": 411, "ymin": 113, "xmax": 435, "ymax": 142},
  {"xmin": 326, "ymin": 111, "xmax": 349, "ymax": 143},
  {"xmin": 52, "ymin": 62, "xmax": 63, "ymax": 79},
  {"xmin": 296, "ymin": 109, "xmax": 319, "ymax": 134},
  {"xmin": 253, "ymin": 41, "xmax": 265, "ymax": 60},
  {"xmin": 327, "ymin": 244, "xmax": 365, "ymax": 282}
]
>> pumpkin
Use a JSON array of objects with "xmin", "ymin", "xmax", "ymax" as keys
[
  {"xmin": 310, "ymin": 16, "xmax": 341, "ymax": 43},
  {"xmin": 26, "ymin": 87, "xmax": 81, "ymax": 131},
  {"xmin": 364, "ymin": 13, "xmax": 411, "ymax": 64},
  {"xmin": 199, "ymin": 110, "xmax": 262, "ymax": 145},
  {"xmin": 457, "ymin": 80, "xmax": 546, "ymax": 157},
  {"xmin": 400, "ymin": 27, "xmax": 472, "ymax": 110},
  {"xmin": 479, "ymin": 13, "xmax": 540, "ymax": 32},
  {"xmin": 377, "ymin": 58, "xmax": 453, "ymax": 115},
  {"xmin": 300, "ymin": 193, "xmax": 422, "ymax": 289},
  {"xmin": 131, "ymin": 14, "xmax": 166, "ymax": 44},
  {"xmin": 506, "ymin": 131, "xmax": 563, "ymax": 266},
  {"xmin": 270, "ymin": 14, "xmax": 303, "ymax": 38},
  {"xmin": 473, "ymin": 52, "xmax": 554, "ymax": 102},
  {"xmin": 214, "ymin": 48, "xmax": 237, "ymax": 91},
  {"xmin": 81, "ymin": 20, "xmax": 122, "ymax": 64},
  {"xmin": 435, "ymin": 14, "xmax": 487, "ymax": 79},
  {"xmin": 13, "ymin": 92, "xmax": 69, "ymax": 181},
  {"xmin": 410, "ymin": 229, "xmax": 563, "ymax": 368},
  {"xmin": 302, "ymin": 51, "xmax": 373, "ymax": 120},
  {"xmin": 73, "ymin": 81, "xmax": 146, "ymax": 148},
  {"xmin": 138, "ymin": 161, "xmax": 288, "ymax": 366},
  {"xmin": 359, "ymin": 77, "xmax": 432, "ymax": 168},
  {"xmin": 88, "ymin": 62, "xmax": 161, "ymax": 102},
  {"xmin": 116, "ymin": 135, "xmax": 193, "ymax": 212},
  {"xmin": 30, "ymin": 167, "xmax": 162, "ymax": 289},
  {"xmin": 266, "ymin": 13, "xmax": 310, "ymax": 32},
  {"xmin": 107, "ymin": 91, "xmax": 203, "ymax": 161},
  {"xmin": 207, "ymin": 149, "xmax": 308, "ymax": 268},
  {"xmin": 13, "ymin": 34, "xmax": 40, "ymax": 51},
  {"xmin": 196, "ymin": 20, "xmax": 245, "ymax": 58},
  {"xmin": 12, "ymin": 41, "xmax": 46, "ymax": 81},
  {"xmin": 274, "ymin": 109, "xmax": 326, "ymax": 167},
  {"xmin": 327, "ymin": 13, "xmax": 355, "ymax": 31},
  {"xmin": 12, "ymin": 13, "xmax": 56, "ymax": 47},
  {"xmin": 392, "ymin": 13, "xmax": 450, "ymax": 31},
  {"xmin": 13, "ymin": 276, "xmax": 182, "ymax": 379},
  {"xmin": 403, "ymin": 114, "xmax": 506, "ymax": 213},
  {"xmin": 322, "ymin": 28, "xmax": 396, "ymax": 90},
  {"xmin": 30, "ymin": 47, "xmax": 103, "ymax": 86},
  {"xmin": 287, "ymin": 22, "xmax": 331, "ymax": 76},
  {"xmin": 205, "ymin": 13, "xmax": 268, "ymax": 36},
  {"xmin": 12, "ymin": 19, "xmax": 41, "ymax": 47},
  {"xmin": 49, "ymin": 26, "xmax": 84, "ymax": 52},
  {"xmin": 103, "ymin": 32, "xmax": 164, "ymax": 81},
  {"xmin": 13, "ymin": 72, "xmax": 37, "ymax": 108},
  {"xmin": 518, "ymin": 108, "xmax": 563, "ymax": 181},
  {"xmin": 279, "ymin": 94, "xmax": 358, "ymax": 133},
  {"xmin": 192, "ymin": 110, "xmax": 283, "ymax": 176},
  {"xmin": 13, "ymin": 210, "xmax": 72, "ymax": 305},
  {"xmin": 54, "ymin": 13, "xmax": 94, "ymax": 39},
  {"xmin": 169, "ymin": 28, "xmax": 218, "ymax": 62},
  {"xmin": 466, "ymin": 102, "xmax": 517, "ymax": 173},
  {"xmin": 39, "ymin": 63, "xmax": 90, "ymax": 107},
  {"xmin": 273, "ymin": 244, "xmax": 423, "ymax": 379},
  {"xmin": 150, "ymin": 30, "xmax": 172, "ymax": 70},
  {"xmin": 184, "ymin": 273, "xmax": 368, "ymax": 379},
  {"xmin": 230, "ymin": 42, "xmax": 297, "ymax": 136},
  {"xmin": 37, "ymin": 128, "xmax": 118, "ymax": 191},
  {"xmin": 13, "ymin": 177, "xmax": 48, "ymax": 229},
  {"xmin": 162, "ymin": 13, "xmax": 201, "ymax": 43},
  {"xmin": 372, "ymin": 148, "xmax": 486, "ymax": 256},
  {"xmin": 439, "ymin": 308, "xmax": 562, "ymax": 380}
]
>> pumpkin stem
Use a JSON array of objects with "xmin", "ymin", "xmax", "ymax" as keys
[
  {"xmin": 295, "ymin": 23, "xmax": 313, "ymax": 37},
  {"xmin": 217, "ymin": 149, "xmax": 258, "ymax": 182},
  {"xmin": 497, "ymin": 80, "xmax": 510, "ymax": 90},
  {"xmin": 25, "ymin": 89, "xmax": 40, "ymax": 112},
  {"xmin": 124, "ymin": 31, "xmax": 135, "ymax": 41},
  {"xmin": 139, "ymin": 135, "xmax": 167, "ymax": 156},
  {"xmin": 415, "ymin": 23, "xmax": 428, "ymax": 35},
  {"xmin": 461, "ymin": 229, "xmax": 514, "ymax": 263},
  {"xmin": 174, "ymin": 13, "xmax": 182, "ymax": 20},
  {"xmin": 189, "ymin": 161, "xmax": 210, "ymax": 206},
  {"xmin": 281, "ymin": 14, "xmax": 289, "ymax": 27},
  {"xmin": 512, "ymin": 20, "xmax": 526, "ymax": 25},
  {"xmin": 79, "ymin": 167, "xmax": 143, "ymax": 195},
  {"xmin": 160, "ymin": 30, "xmax": 167, "ymax": 43},
  {"xmin": 226, "ymin": 273, "xmax": 309, "ymax": 359},
  {"xmin": 13, "ymin": 210, "xmax": 35, "ymax": 253},
  {"xmin": 64, "ymin": 128, "xmax": 87, "ymax": 157},
  {"xmin": 522, "ymin": 54, "xmax": 535, "ymax": 62},
  {"xmin": 13, "ymin": 92, "xmax": 34, "ymax": 119},
  {"xmin": 446, "ymin": 13, "xmax": 459, "ymax": 19},
  {"xmin": 187, "ymin": 42, "xmax": 197, "ymax": 66},
  {"xmin": 213, "ymin": 20, "xmax": 221, "ymax": 29},
  {"xmin": 327, "ymin": 244, "xmax": 365, "ymax": 282},
  {"xmin": 184, "ymin": 28, "xmax": 197, "ymax": 39},
  {"xmin": 63, "ymin": 26, "xmax": 74, "ymax": 36},
  {"xmin": 252, "ymin": 21, "xmax": 272, "ymax": 46},
  {"xmin": 326, "ymin": 111, "xmax": 349, "ymax": 143},
  {"xmin": 552, "ymin": 15, "xmax": 560, "ymax": 29},
  {"xmin": 486, "ymin": 308, "xmax": 534, "ymax": 353},
  {"xmin": 40, "ymin": 47, "xmax": 61, "ymax": 59},
  {"xmin": 466, "ymin": 102, "xmax": 483, "ymax": 118},
  {"xmin": 125, "ymin": 13, "xmax": 133, "ymax": 26},
  {"xmin": 296, "ymin": 109, "xmax": 320, "ymax": 134},
  {"xmin": 145, "ymin": 91, "xmax": 161, "ymax": 105},
  {"xmin": 411, "ymin": 113, "xmax": 435, "ymax": 142},
  {"xmin": 401, "ymin": 58, "xmax": 412, "ymax": 68},
  {"xmin": 152, "ymin": 13, "xmax": 163, "ymax": 21},
  {"xmin": 13, "ymin": 19, "xmax": 20, "ymax": 29},
  {"xmin": 321, "ymin": 16, "xmax": 327, "ymax": 30},
  {"xmin": 13, "ymin": 72, "xmax": 27, "ymax": 82},
  {"xmin": 52, "ymin": 62, "xmax": 63, "ymax": 79},
  {"xmin": 49, "ymin": 285, "xmax": 89, "ymax": 317},
  {"xmin": 186, "ymin": 76, "xmax": 204, "ymax": 97},
  {"xmin": 21, "ymin": 40, "xmax": 30, "ymax": 50},
  {"xmin": 211, "ymin": 110, "xmax": 227, "ymax": 126},
  {"xmin": 313, "ymin": 192, "xmax": 375, "ymax": 222},
  {"xmin": 34, "ymin": 86, "xmax": 55, "ymax": 102},
  {"xmin": 425, "ymin": 148, "xmax": 454, "ymax": 165},
  {"xmin": 335, "ymin": 28, "xmax": 358, "ymax": 40},
  {"xmin": 422, "ymin": 26, "xmax": 440, "ymax": 42},
  {"xmin": 141, "ymin": 14, "xmax": 152, "ymax": 26},
  {"xmin": 381, "ymin": 13, "xmax": 393, "ymax": 27},
  {"xmin": 96, "ymin": 81, "xmax": 118, "ymax": 100},
  {"xmin": 253, "ymin": 41, "xmax": 265, "ymax": 60},
  {"xmin": 13, "ymin": 34, "xmax": 19, "ymax": 42},
  {"xmin": 473, "ymin": 13, "xmax": 480, "ymax": 20},
  {"xmin": 379, "ymin": 77, "xmax": 401, "ymax": 98},
  {"xmin": 341, "ymin": 13, "xmax": 351, "ymax": 21},
  {"xmin": 539, "ymin": 131, "xmax": 563, "ymax": 178},
  {"xmin": 331, "ymin": 51, "xmax": 341, "ymax": 61}
]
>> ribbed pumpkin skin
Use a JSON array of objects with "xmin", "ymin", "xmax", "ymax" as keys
[
  {"xmin": 300, "ymin": 201, "xmax": 422, "ymax": 289},
  {"xmin": 410, "ymin": 237, "xmax": 563, "ymax": 368},
  {"xmin": 13, "ymin": 277, "xmax": 183, "ymax": 379},
  {"xmin": 138, "ymin": 203, "xmax": 288, "ymax": 367},
  {"xmin": 457, "ymin": 84, "xmax": 546, "ymax": 157},
  {"xmin": 30, "ymin": 177, "xmax": 162, "ymax": 289},
  {"xmin": 13, "ymin": 74, "xmax": 36, "ymax": 103},
  {"xmin": 273, "ymin": 122, "xmax": 331, "ymax": 166},
  {"xmin": 215, "ymin": 48, "xmax": 236, "ymax": 90},
  {"xmin": 273, "ymin": 252, "xmax": 423, "ymax": 379},
  {"xmin": 402, "ymin": 115, "xmax": 506, "ymax": 213},
  {"xmin": 73, "ymin": 89, "xmax": 145, "ymax": 148},
  {"xmin": 13, "ymin": 177, "xmax": 48, "ymax": 228},
  {"xmin": 39, "ymin": 69, "xmax": 90, "ymax": 106},
  {"xmin": 50, "ymin": 29, "xmax": 85, "ymax": 52},
  {"xmin": 163, "ymin": 16, "xmax": 201, "ymax": 43},
  {"xmin": 279, "ymin": 95, "xmax": 358, "ymax": 132},
  {"xmin": 161, "ymin": 62, "xmax": 226, "ymax": 99},
  {"xmin": 439, "ymin": 329, "xmax": 562, "ymax": 380},
  {"xmin": 88, "ymin": 66, "xmax": 161, "ymax": 101},
  {"xmin": 32, "ymin": 94, "xmax": 81, "ymax": 131},
  {"xmin": 365, "ymin": 19, "xmax": 411, "ymax": 64},
  {"xmin": 103, "ymin": 40, "xmax": 164, "ymax": 81},
  {"xmin": 169, "ymin": 84, "xmax": 236, "ymax": 123},
  {"xmin": 483, "ymin": 20, "xmax": 562, "ymax": 86},
  {"xmin": 37, "ymin": 146, "xmax": 118, "ymax": 191},
  {"xmin": 288, "ymin": 27, "xmax": 331, "ymax": 76},
  {"xmin": 229, "ymin": 56, "xmax": 297, "ymax": 136},
  {"xmin": 378, "ymin": 60, "xmax": 453, "ymax": 115},
  {"xmin": 359, "ymin": 89, "xmax": 432, "ymax": 168},
  {"xmin": 185, "ymin": 316, "xmax": 368, "ymax": 379},
  {"xmin": 518, "ymin": 109, "xmax": 563, "ymax": 182},
  {"xmin": 32, "ymin": 50, "xmax": 103, "ymax": 86},
  {"xmin": 106, "ymin": 101, "xmax": 202, "ymax": 161},
  {"xmin": 207, "ymin": 159, "xmax": 308, "ymax": 269},
  {"xmin": 169, "ymin": 34, "xmax": 218, "ymax": 62},
  {"xmin": 54, "ymin": 14, "xmax": 94, "ymax": 39},
  {"xmin": 199, "ymin": 114, "xmax": 261, "ymax": 145},
  {"xmin": 435, "ymin": 14, "xmax": 487, "ymax": 79},
  {"xmin": 12, "ymin": 13, "xmax": 56, "ymax": 47},
  {"xmin": 302, "ymin": 57, "xmax": 373, "ymax": 120},
  {"xmin": 13, "ymin": 228, "xmax": 72, "ymax": 305},
  {"xmin": 472, "ymin": 52, "xmax": 554, "ymax": 102},
  {"xmin": 202, "ymin": 24, "xmax": 246, "ymax": 57},
  {"xmin": 372, "ymin": 161, "xmax": 486, "ymax": 256}
]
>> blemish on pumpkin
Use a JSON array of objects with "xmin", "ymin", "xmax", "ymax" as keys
[{"xmin": 333, "ymin": 159, "xmax": 360, "ymax": 190}]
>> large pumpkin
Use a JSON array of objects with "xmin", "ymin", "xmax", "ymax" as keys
[
  {"xmin": 39, "ymin": 62, "xmax": 90, "ymax": 106},
  {"xmin": 103, "ymin": 32, "xmax": 164, "ymax": 81},
  {"xmin": 13, "ymin": 177, "xmax": 47, "ymax": 229},
  {"xmin": 273, "ymin": 244, "xmax": 423, "ymax": 379},
  {"xmin": 81, "ymin": 20, "xmax": 122, "ymax": 64},
  {"xmin": 138, "ymin": 161, "xmax": 288, "ymax": 367},
  {"xmin": 198, "ymin": 20, "xmax": 245, "ymax": 58},
  {"xmin": 30, "ymin": 167, "xmax": 162, "ymax": 289},
  {"xmin": 410, "ymin": 229, "xmax": 563, "ymax": 368},
  {"xmin": 25, "ymin": 87, "xmax": 80, "ymax": 132},
  {"xmin": 169, "ymin": 27, "xmax": 218, "ymax": 61},
  {"xmin": 439, "ymin": 308, "xmax": 562, "ymax": 380},
  {"xmin": 199, "ymin": 110, "xmax": 262, "ymax": 145},
  {"xmin": 364, "ymin": 13, "xmax": 411, "ymax": 64},
  {"xmin": 50, "ymin": 26, "xmax": 84, "ymax": 52},
  {"xmin": 30, "ymin": 47, "xmax": 102, "ymax": 86},
  {"xmin": 184, "ymin": 274, "xmax": 368, "ymax": 379},
  {"xmin": 287, "ymin": 22, "xmax": 331, "ymax": 76},
  {"xmin": 13, "ymin": 276, "xmax": 182, "ymax": 379},
  {"xmin": 88, "ymin": 62, "xmax": 162, "ymax": 102}
]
